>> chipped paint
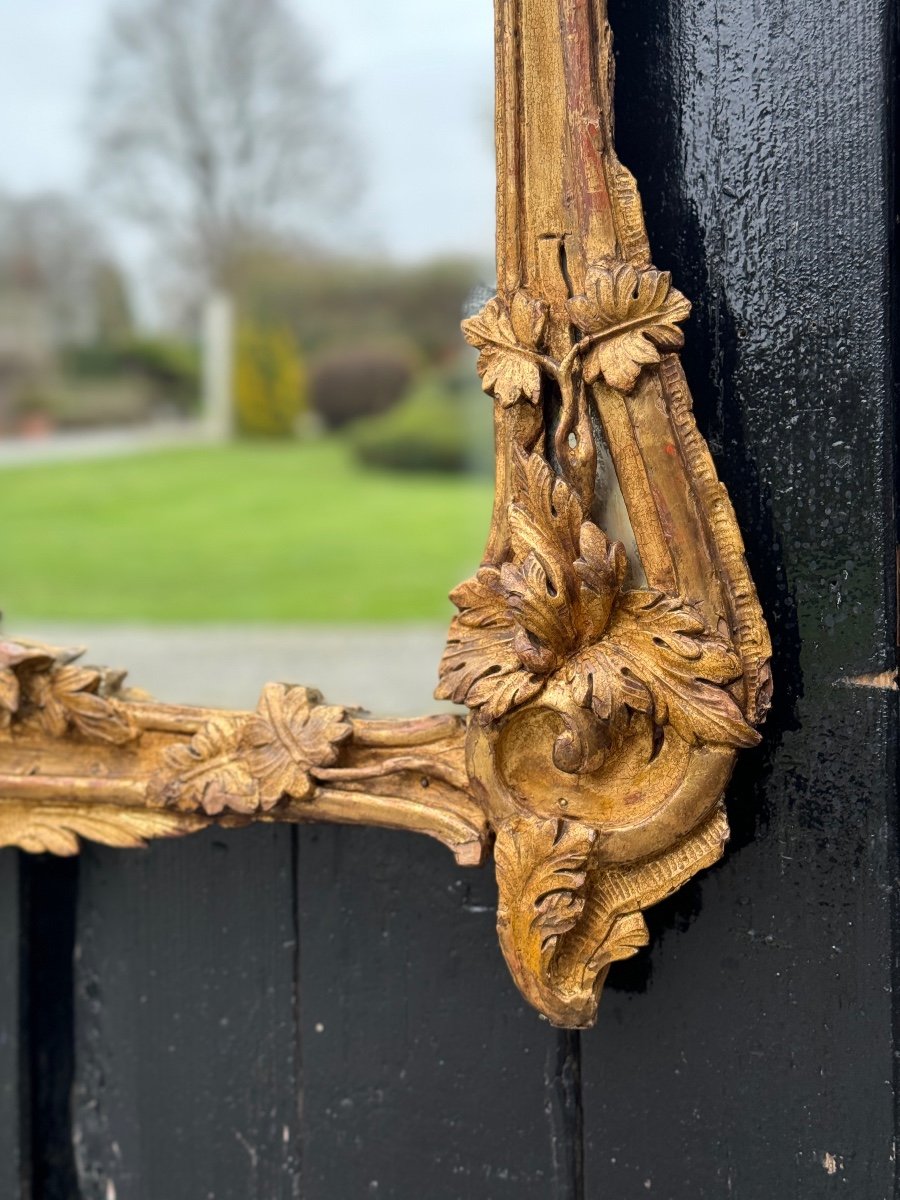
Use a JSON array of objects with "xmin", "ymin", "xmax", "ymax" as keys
[
  {"xmin": 822, "ymin": 1152, "xmax": 843, "ymax": 1176},
  {"xmin": 834, "ymin": 671, "xmax": 898, "ymax": 690}
]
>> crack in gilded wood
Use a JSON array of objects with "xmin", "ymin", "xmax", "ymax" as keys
[{"xmin": 0, "ymin": 0, "xmax": 769, "ymax": 1028}]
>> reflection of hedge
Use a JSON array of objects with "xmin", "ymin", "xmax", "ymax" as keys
[
  {"xmin": 234, "ymin": 323, "xmax": 307, "ymax": 437},
  {"xmin": 62, "ymin": 338, "xmax": 200, "ymax": 411},
  {"xmin": 347, "ymin": 376, "xmax": 486, "ymax": 474},
  {"xmin": 310, "ymin": 343, "xmax": 416, "ymax": 429},
  {"xmin": 121, "ymin": 338, "xmax": 199, "ymax": 401},
  {"xmin": 240, "ymin": 258, "xmax": 481, "ymax": 363}
]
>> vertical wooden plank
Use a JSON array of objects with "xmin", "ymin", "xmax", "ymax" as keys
[
  {"xmin": 581, "ymin": 1, "xmax": 898, "ymax": 1196},
  {"xmin": 297, "ymin": 825, "xmax": 579, "ymax": 1200},
  {"xmin": 0, "ymin": 851, "xmax": 25, "ymax": 1199},
  {"xmin": 72, "ymin": 827, "xmax": 300, "ymax": 1200},
  {"xmin": 24, "ymin": 856, "xmax": 79, "ymax": 1200}
]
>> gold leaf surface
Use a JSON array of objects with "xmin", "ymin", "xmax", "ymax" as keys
[
  {"xmin": 568, "ymin": 593, "xmax": 759, "ymax": 749},
  {"xmin": 243, "ymin": 684, "xmax": 352, "ymax": 805},
  {"xmin": 462, "ymin": 292, "xmax": 548, "ymax": 407},
  {"xmin": 0, "ymin": 803, "xmax": 206, "ymax": 855},
  {"xmin": 147, "ymin": 716, "xmax": 259, "ymax": 815},
  {"xmin": 568, "ymin": 264, "xmax": 691, "ymax": 393},
  {"xmin": 495, "ymin": 816, "xmax": 598, "ymax": 972}
]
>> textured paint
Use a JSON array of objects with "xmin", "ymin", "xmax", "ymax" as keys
[
  {"xmin": 71, "ymin": 829, "xmax": 301, "ymax": 1200},
  {"xmin": 582, "ymin": 0, "xmax": 898, "ymax": 1195},
  {"xmin": 296, "ymin": 826, "xmax": 568, "ymax": 1198}
]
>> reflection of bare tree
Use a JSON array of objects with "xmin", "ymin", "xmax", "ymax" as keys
[
  {"xmin": 0, "ymin": 193, "xmax": 129, "ymax": 352},
  {"xmin": 0, "ymin": 192, "xmax": 133, "ymax": 431},
  {"xmin": 86, "ymin": 0, "xmax": 359, "ymax": 293}
]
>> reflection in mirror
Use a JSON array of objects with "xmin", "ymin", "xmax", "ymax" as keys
[{"xmin": 0, "ymin": 0, "xmax": 495, "ymax": 717}]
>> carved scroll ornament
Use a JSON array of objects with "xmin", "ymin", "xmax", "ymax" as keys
[{"xmin": 0, "ymin": 0, "xmax": 770, "ymax": 1029}]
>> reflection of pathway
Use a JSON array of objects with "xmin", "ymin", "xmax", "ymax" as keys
[
  {"xmin": 0, "ymin": 422, "xmax": 208, "ymax": 468},
  {"xmin": 17, "ymin": 622, "xmax": 455, "ymax": 716}
]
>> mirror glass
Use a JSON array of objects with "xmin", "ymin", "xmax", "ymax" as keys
[{"xmin": 0, "ymin": 0, "xmax": 495, "ymax": 715}]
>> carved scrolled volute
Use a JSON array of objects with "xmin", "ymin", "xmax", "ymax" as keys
[{"xmin": 0, "ymin": 0, "xmax": 769, "ymax": 1031}]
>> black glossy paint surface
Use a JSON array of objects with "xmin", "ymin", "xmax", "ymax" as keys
[
  {"xmin": 1, "ymin": 0, "xmax": 897, "ymax": 1196},
  {"xmin": 587, "ymin": 0, "xmax": 898, "ymax": 1194}
]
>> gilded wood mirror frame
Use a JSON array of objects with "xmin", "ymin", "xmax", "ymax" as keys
[{"xmin": 0, "ymin": 0, "xmax": 770, "ymax": 1029}]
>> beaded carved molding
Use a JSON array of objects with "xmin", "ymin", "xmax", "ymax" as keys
[{"xmin": 0, "ymin": 0, "xmax": 770, "ymax": 1028}]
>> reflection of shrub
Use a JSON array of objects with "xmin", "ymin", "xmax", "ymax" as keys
[
  {"xmin": 310, "ymin": 343, "xmax": 416, "ymax": 429},
  {"xmin": 61, "ymin": 338, "xmax": 200, "ymax": 413},
  {"xmin": 234, "ymin": 323, "xmax": 307, "ymax": 437},
  {"xmin": 120, "ymin": 338, "xmax": 199, "ymax": 405},
  {"xmin": 348, "ymin": 376, "xmax": 485, "ymax": 474}
]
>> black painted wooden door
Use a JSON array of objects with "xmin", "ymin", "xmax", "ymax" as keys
[{"xmin": 4, "ymin": 0, "xmax": 897, "ymax": 1196}]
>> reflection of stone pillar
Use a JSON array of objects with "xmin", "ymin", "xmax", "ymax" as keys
[{"xmin": 202, "ymin": 292, "xmax": 234, "ymax": 440}]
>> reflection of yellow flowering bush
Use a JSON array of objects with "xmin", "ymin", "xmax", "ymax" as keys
[{"xmin": 234, "ymin": 323, "xmax": 307, "ymax": 437}]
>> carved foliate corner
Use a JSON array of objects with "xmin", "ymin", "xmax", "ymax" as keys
[
  {"xmin": 433, "ymin": 0, "xmax": 772, "ymax": 1027},
  {"xmin": 0, "ymin": 0, "xmax": 770, "ymax": 1031}
]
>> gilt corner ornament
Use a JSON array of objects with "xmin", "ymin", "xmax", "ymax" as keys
[{"xmin": 0, "ymin": 0, "xmax": 770, "ymax": 1029}]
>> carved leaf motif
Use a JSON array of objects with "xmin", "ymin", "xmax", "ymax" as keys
[
  {"xmin": 0, "ymin": 641, "xmax": 56, "ymax": 727},
  {"xmin": 567, "ymin": 264, "xmax": 691, "ymax": 393},
  {"xmin": 29, "ymin": 664, "xmax": 139, "ymax": 744},
  {"xmin": 439, "ymin": 451, "xmax": 755, "ymax": 749},
  {"xmin": 495, "ymin": 817, "xmax": 598, "ymax": 973},
  {"xmin": 576, "ymin": 522, "xmax": 628, "ymax": 643},
  {"xmin": 449, "ymin": 563, "xmax": 510, "ymax": 628},
  {"xmin": 437, "ymin": 618, "xmax": 544, "ymax": 720},
  {"xmin": 0, "ymin": 673, "xmax": 15, "ymax": 727},
  {"xmin": 0, "ymin": 804, "xmax": 206, "ymax": 855},
  {"xmin": 148, "ymin": 717, "xmax": 259, "ymax": 815},
  {"xmin": 436, "ymin": 564, "xmax": 545, "ymax": 719},
  {"xmin": 462, "ymin": 292, "xmax": 548, "ymax": 407},
  {"xmin": 600, "ymin": 912, "xmax": 651, "ymax": 964},
  {"xmin": 567, "ymin": 592, "xmax": 760, "ymax": 749},
  {"xmin": 562, "ymin": 807, "xmax": 730, "ymax": 1001},
  {"xmin": 242, "ymin": 684, "xmax": 352, "ymax": 806},
  {"xmin": 148, "ymin": 685, "xmax": 352, "ymax": 816},
  {"xmin": 437, "ymin": 453, "xmax": 627, "ymax": 720},
  {"xmin": 508, "ymin": 450, "xmax": 583, "ymax": 586}
]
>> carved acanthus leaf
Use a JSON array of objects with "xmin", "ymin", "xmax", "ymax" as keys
[
  {"xmin": 0, "ymin": 640, "xmax": 54, "ymax": 727},
  {"xmin": 437, "ymin": 453, "xmax": 626, "ymax": 720},
  {"xmin": 504, "ymin": 451, "xmax": 627, "ymax": 668},
  {"xmin": 439, "ymin": 451, "xmax": 755, "ymax": 751},
  {"xmin": 567, "ymin": 264, "xmax": 691, "ymax": 393},
  {"xmin": 0, "ymin": 803, "xmax": 206, "ymax": 856},
  {"xmin": 0, "ymin": 639, "xmax": 138, "ymax": 744},
  {"xmin": 492, "ymin": 810, "xmax": 731, "ymax": 1028},
  {"xmin": 559, "ymin": 806, "xmax": 731, "ymax": 1003},
  {"xmin": 566, "ymin": 593, "xmax": 761, "ymax": 749},
  {"xmin": 462, "ymin": 291, "xmax": 548, "ymax": 407},
  {"xmin": 495, "ymin": 816, "xmax": 598, "ymax": 973},
  {"xmin": 30, "ymin": 664, "xmax": 139, "ymax": 745},
  {"xmin": 438, "ymin": 617, "xmax": 544, "ymax": 722}
]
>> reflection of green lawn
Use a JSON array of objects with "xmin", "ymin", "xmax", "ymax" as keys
[{"xmin": 1, "ymin": 440, "xmax": 493, "ymax": 622}]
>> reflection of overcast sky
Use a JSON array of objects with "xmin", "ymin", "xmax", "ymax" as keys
[{"xmin": 0, "ymin": 0, "xmax": 495, "ymax": 268}]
